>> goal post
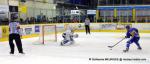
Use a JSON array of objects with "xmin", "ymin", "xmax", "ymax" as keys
[{"xmin": 37, "ymin": 25, "xmax": 57, "ymax": 44}]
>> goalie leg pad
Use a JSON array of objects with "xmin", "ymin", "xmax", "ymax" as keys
[
  {"xmin": 61, "ymin": 40, "xmax": 69, "ymax": 46},
  {"xmin": 61, "ymin": 40, "xmax": 75, "ymax": 46}
]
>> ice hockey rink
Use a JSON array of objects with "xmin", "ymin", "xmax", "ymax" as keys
[{"xmin": 0, "ymin": 32, "xmax": 150, "ymax": 64}]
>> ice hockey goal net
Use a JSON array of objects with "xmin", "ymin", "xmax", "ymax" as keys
[{"xmin": 37, "ymin": 25, "xmax": 57, "ymax": 44}]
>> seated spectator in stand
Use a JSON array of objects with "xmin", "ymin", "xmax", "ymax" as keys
[
  {"xmin": 25, "ymin": 17, "xmax": 29, "ymax": 24},
  {"xmin": 42, "ymin": 15, "xmax": 46, "ymax": 23},
  {"xmin": 0, "ymin": 19, "xmax": 2, "ymax": 25},
  {"xmin": 3, "ymin": 18, "xmax": 9, "ymax": 25},
  {"xmin": 20, "ymin": 18, "xmax": 24, "ymax": 24},
  {"xmin": 37, "ymin": 15, "xmax": 42, "ymax": 23}
]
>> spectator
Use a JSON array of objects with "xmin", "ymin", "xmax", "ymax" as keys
[
  {"xmin": 20, "ymin": 18, "xmax": 24, "ymax": 24},
  {"xmin": 25, "ymin": 17, "xmax": 29, "ymax": 24},
  {"xmin": 0, "ymin": 19, "xmax": 2, "ymax": 25},
  {"xmin": 42, "ymin": 15, "xmax": 46, "ymax": 23},
  {"xmin": 37, "ymin": 15, "xmax": 40, "ymax": 22}
]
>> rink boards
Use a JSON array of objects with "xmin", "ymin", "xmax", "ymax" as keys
[{"xmin": 0, "ymin": 23, "xmax": 150, "ymax": 42}]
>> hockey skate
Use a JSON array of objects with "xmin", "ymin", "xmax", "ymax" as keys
[
  {"xmin": 137, "ymin": 47, "xmax": 142, "ymax": 50},
  {"xmin": 123, "ymin": 48, "xmax": 129, "ymax": 52}
]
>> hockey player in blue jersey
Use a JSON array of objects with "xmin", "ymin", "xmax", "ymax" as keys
[{"xmin": 123, "ymin": 25, "xmax": 142, "ymax": 52}]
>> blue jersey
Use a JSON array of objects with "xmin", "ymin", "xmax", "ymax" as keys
[{"xmin": 126, "ymin": 28, "xmax": 139, "ymax": 38}]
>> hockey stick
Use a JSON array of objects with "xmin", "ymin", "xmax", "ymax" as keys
[{"xmin": 108, "ymin": 38, "xmax": 126, "ymax": 48}]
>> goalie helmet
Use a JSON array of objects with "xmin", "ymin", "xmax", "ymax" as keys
[{"xmin": 74, "ymin": 34, "xmax": 78, "ymax": 38}]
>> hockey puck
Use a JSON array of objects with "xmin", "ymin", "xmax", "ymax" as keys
[{"xmin": 110, "ymin": 49, "xmax": 112, "ymax": 50}]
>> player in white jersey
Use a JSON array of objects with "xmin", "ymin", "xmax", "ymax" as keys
[
  {"xmin": 60, "ymin": 25, "xmax": 78, "ymax": 46},
  {"xmin": 9, "ymin": 18, "xmax": 24, "ymax": 54}
]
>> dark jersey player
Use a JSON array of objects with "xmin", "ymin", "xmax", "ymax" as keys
[{"xmin": 123, "ymin": 25, "xmax": 142, "ymax": 52}]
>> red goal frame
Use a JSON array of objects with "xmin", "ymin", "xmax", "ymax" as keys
[{"xmin": 41, "ymin": 25, "xmax": 57, "ymax": 44}]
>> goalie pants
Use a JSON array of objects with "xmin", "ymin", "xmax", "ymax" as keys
[
  {"xmin": 126, "ymin": 37, "xmax": 141, "ymax": 49},
  {"xmin": 85, "ymin": 25, "xmax": 90, "ymax": 34},
  {"xmin": 9, "ymin": 34, "xmax": 23, "ymax": 53}
]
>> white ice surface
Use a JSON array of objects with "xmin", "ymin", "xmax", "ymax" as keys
[{"xmin": 0, "ymin": 32, "xmax": 150, "ymax": 64}]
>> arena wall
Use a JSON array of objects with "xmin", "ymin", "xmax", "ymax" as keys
[{"xmin": 0, "ymin": 23, "xmax": 150, "ymax": 42}]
